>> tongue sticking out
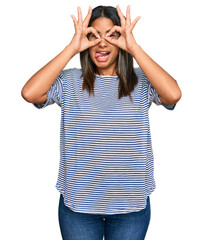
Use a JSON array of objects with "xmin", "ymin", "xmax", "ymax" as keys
[{"xmin": 95, "ymin": 52, "xmax": 109, "ymax": 58}]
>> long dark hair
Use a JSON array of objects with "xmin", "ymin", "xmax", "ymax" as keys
[{"xmin": 80, "ymin": 5, "xmax": 138, "ymax": 102}]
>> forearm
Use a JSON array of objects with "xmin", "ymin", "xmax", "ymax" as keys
[
  {"xmin": 21, "ymin": 44, "xmax": 76, "ymax": 102},
  {"xmin": 131, "ymin": 44, "xmax": 182, "ymax": 105}
]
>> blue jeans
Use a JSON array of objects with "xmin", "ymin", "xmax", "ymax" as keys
[{"xmin": 58, "ymin": 194, "xmax": 151, "ymax": 240}]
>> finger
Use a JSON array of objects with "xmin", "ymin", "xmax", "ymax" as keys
[
  {"xmin": 83, "ymin": 6, "xmax": 92, "ymax": 27},
  {"xmin": 116, "ymin": 5, "xmax": 126, "ymax": 26},
  {"xmin": 77, "ymin": 6, "xmax": 83, "ymax": 24},
  {"xmin": 103, "ymin": 36, "xmax": 118, "ymax": 46},
  {"xmin": 89, "ymin": 38, "xmax": 102, "ymax": 47},
  {"xmin": 86, "ymin": 26, "xmax": 100, "ymax": 39},
  {"xmin": 105, "ymin": 25, "xmax": 121, "ymax": 37},
  {"xmin": 71, "ymin": 14, "xmax": 78, "ymax": 31},
  {"xmin": 126, "ymin": 5, "xmax": 131, "ymax": 26},
  {"xmin": 129, "ymin": 16, "xmax": 141, "ymax": 32}
]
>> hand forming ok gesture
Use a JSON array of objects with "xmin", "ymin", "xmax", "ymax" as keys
[
  {"xmin": 104, "ymin": 5, "xmax": 141, "ymax": 55},
  {"xmin": 70, "ymin": 6, "xmax": 101, "ymax": 54}
]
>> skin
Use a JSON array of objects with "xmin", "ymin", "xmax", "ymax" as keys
[
  {"xmin": 70, "ymin": 6, "xmax": 102, "ymax": 54},
  {"xmin": 88, "ymin": 18, "xmax": 120, "ymax": 76},
  {"xmin": 21, "ymin": 5, "xmax": 181, "ymax": 106},
  {"xmin": 71, "ymin": 5, "xmax": 181, "ymax": 105},
  {"xmin": 103, "ymin": 5, "xmax": 182, "ymax": 105},
  {"xmin": 21, "ymin": 6, "xmax": 101, "ymax": 104},
  {"xmin": 104, "ymin": 5, "xmax": 141, "ymax": 55}
]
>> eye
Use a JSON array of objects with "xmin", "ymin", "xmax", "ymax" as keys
[
  {"xmin": 88, "ymin": 33, "xmax": 97, "ymax": 41},
  {"xmin": 110, "ymin": 32, "xmax": 119, "ymax": 39}
]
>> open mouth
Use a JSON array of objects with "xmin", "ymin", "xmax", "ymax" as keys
[{"xmin": 95, "ymin": 52, "xmax": 110, "ymax": 61}]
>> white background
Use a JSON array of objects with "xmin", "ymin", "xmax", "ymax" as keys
[{"xmin": 1, "ymin": 0, "xmax": 203, "ymax": 239}]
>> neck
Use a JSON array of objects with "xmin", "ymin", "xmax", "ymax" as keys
[{"xmin": 96, "ymin": 67, "xmax": 117, "ymax": 76}]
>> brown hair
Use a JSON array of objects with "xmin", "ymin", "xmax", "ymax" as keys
[{"xmin": 80, "ymin": 5, "xmax": 138, "ymax": 102}]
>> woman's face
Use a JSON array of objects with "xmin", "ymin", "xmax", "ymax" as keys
[{"xmin": 88, "ymin": 17, "xmax": 120, "ymax": 76}]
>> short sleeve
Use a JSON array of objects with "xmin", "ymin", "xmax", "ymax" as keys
[
  {"xmin": 142, "ymin": 70, "xmax": 176, "ymax": 110},
  {"xmin": 33, "ymin": 71, "xmax": 64, "ymax": 109}
]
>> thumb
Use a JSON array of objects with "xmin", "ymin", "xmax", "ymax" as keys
[
  {"xmin": 89, "ymin": 38, "xmax": 102, "ymax": 47},
  {"xmin": 103, "ymin": 36, "xmax": 118, "ymax": 46}
]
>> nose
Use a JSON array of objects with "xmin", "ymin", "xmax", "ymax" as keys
[{"xmin": 98, "ymin": 36, "xmax": 108, "ymax": 47}]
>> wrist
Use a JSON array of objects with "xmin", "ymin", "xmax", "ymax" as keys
[
  {"xmin": 130, "ymin": 43, "xmax": 142, "ymax": 58},
  {"xmin": 64, "ymin": 44, "xmax": 78, "ymax": 57}
]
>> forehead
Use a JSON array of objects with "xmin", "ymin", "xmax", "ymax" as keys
[{"xmin": 90, "ymin": 17, "xmax": 114, "ymax": 33}]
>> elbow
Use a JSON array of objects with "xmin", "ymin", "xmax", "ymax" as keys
[
  {"xmin": 167, "ymin": 88, "xmax": 182, "ymax": 105},
  {"xmin": 159, "ymin": 87, "xmax": 182, "ymax": 105},
  {"xmin": 166, "ymin": 78, "xmax": 182, "ymax": 105},
  {"xmin": 21, "ymin": 87, "xmax": 28, "ymax": 101},
  {"xmin": 172, "ymin": 87, "xmax": 182, "ymax": 104},
  {"xmin": 167, "ymin": 79, "xmax": 182, "ymax": 104},
  {"xmin": 21, "ymin": 87, "xmax": 34, "ymax": 103}
]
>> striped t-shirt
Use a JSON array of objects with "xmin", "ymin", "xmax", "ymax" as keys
[{"xmin": 33, "ymin": 67, "xmax": 176, "ymax": 214}]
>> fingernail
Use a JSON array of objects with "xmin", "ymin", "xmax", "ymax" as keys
[
  {"xmin": 105, "ymin": 33, "xmax": 109, "ymax": 37},
  {"xmin": 97, "ymin": 35, "xmax": 101, "ymax": 39}
]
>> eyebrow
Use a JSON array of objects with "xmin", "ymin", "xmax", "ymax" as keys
[{"xmin": 96, "ymin": 29, "xmax": 111, "ymax": 34}]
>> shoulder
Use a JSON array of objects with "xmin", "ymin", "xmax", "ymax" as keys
[
  {"xmin": 133, "ymin": 67, "xmax": 147, "ymax": 83},
  {"xmin": 62, "ymin": 68, "xmax": 82, "ymax": 79},
  {"xmin": 133, "ymin": 67, "xmax": 142, "ymax": 77}
]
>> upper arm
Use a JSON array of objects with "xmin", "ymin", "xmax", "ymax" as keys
[
  {"xmin": 21, "ymin": 87, "xmax": 48, "ymax": 104},
  {"xmin": 32, "ymin": 94, "xmax": 47, "ymax": 104},
  {"xmin": 32, "ymin": 70, "xmax": 65, "ymax": 109},
  {"xmin": 139, "ymin": 68, "xmax": 176, "ymax": 110},
  {"xmin": 158, "ymin": 94, "xmax": 177, "ymax": 105},
  {"xmin": 31, "ymin": 68, "xmax": 75, "ymax": 109}
]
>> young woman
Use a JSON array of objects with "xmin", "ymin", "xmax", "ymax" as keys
[{"xmin": 21, "ymin": 5, "xmax": 182, "ymax": 240}]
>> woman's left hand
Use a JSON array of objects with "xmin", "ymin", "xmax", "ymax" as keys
[{"xmin": 104, "ymin": 5, "xmax": 141, "ymax": 55}]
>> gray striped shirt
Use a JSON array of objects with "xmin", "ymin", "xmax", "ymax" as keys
[{"xmin": 33, "ymin": 67, "xmax": 176, "ymax": 214}]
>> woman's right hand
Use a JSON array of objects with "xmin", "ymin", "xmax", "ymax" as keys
[{"xmin": 69, "ymin": 6, "xmax": 101, "ymax": 55}]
